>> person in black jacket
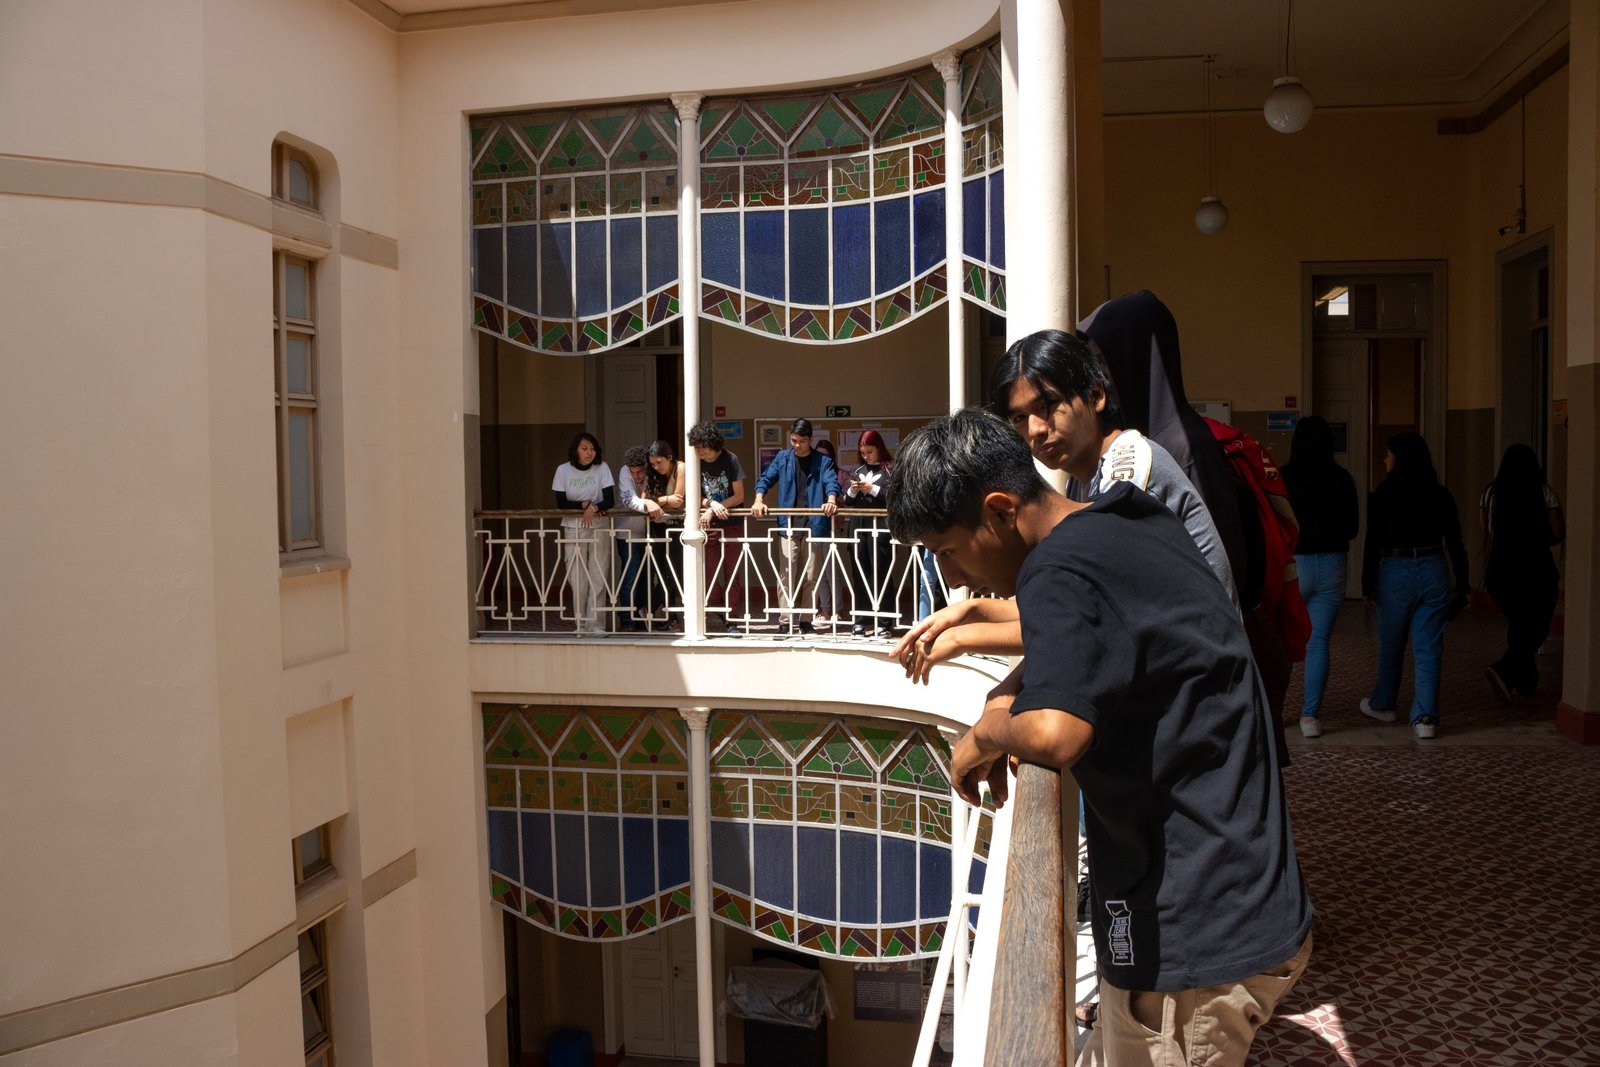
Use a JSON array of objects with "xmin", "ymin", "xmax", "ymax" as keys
[
  {"xmin": 1282, "ymin": 417, "xmax": 1359, "ymax": 737},
  {"xmin": 1480, "ymin": 444, "xmax": 1565, "ymax": 701},
  {"xmin": 844, "ymin": 429, "xmax": 895, "ymax": 637},
  {"xmin": 1360, "ymin": 432, "xmax": 1469, "ymax": 739}
]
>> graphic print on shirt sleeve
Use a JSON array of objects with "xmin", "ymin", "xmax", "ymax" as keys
[{"xmin": 1105, "ymin": 900, "xmax": 1135, "ymax": 966}]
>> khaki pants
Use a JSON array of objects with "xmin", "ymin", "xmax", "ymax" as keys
[
  {"xmin": 778, "ymin": 530, "xmax": 821, "ymax": 625},
  {"xmin": 1077, "ymin": 933, "xmax": 1312, "ymax": 1067}
]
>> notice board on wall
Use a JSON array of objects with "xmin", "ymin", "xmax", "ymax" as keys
[{"xmin": 750, "ymin": 416, "xmax": 936, "ymax": 475}]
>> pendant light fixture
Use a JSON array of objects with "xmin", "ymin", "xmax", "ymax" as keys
[
  {"xmin": 1264, "ymin": 0, "xmax": 1314, "ymax": 133},
  {"xmin": 1195, "ymin": 56, "xmax": 1229, "ymax": 235}
]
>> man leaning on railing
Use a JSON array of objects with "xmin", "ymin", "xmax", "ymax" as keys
[{"xmin": 886, "ymin": 410, "xmax": 1313, "ymax": 1067}]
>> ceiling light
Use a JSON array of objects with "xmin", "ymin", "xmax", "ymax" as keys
[
  {"xmin": 1264, "ymin": 1, "xmax": 1313, "ymax": 133},
  {"xmin": 1194, "ymin": 197, "xmax": 1229, "ymax": 235},
  {"xmin": 1195, "ymin": 56, "xmax": 1228, "ymax": 234}
]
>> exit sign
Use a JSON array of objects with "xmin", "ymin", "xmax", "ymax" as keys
[{"xmin": 826, "ymin": 405, "xmax": 851, "ymax": 418}]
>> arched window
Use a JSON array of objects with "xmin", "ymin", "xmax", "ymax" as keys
[{"xmin": 273, "ymin": 142, "xmax": 319, "ymax": 211}]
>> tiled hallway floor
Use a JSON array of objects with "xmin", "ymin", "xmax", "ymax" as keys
[{"xmin": 1232, "ymin": 605, "xmax": 1600, "ymax": 1064}]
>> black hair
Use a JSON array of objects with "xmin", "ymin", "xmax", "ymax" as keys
[
  {"xmin": 1386, "ymin": 431, "xmax": 1438, "ymax": 486},
  {"xmin": 790, "ymin": 417, "xmax": 814, "ymax": 438},
  {"xmin": 647, "ymin": 439, "xmax": 676, "ymax": 461},
  {"xmin": 687, "ymin": 422, "xmax": 723, "ymax": 450},
  {"xmin": 885, "ymin": 408, "xmax": 1049, "ymax": 543},
  {"xmin": 1288, "ymin": 415, "xmax": 1336, "ymax": 468},
  {"xmin": 621, "ymin": 445, "xmax": 649, "ymax": 468},
  {"xmin": 988, "ymin": 328, "xmax": 1121, "ymax": 430},
  {"xmin": 567, "ymin": 431, "xmax": 603, "ymax": 467},
  {"xmin": 1489, "ymin": 443, "xmax": 1551, "ymax": 545}
]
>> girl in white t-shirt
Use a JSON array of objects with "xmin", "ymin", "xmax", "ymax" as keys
[{"xmin": 551, "ymin": 432, "xmax": 616, "ymax": 633}]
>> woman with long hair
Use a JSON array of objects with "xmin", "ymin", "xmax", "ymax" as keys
[
  {"xmin": 551, "ymin": 431, "xmax": 615, "ymax": 634},
  {"xmin": 1480, "ymin": 444, "xmax": 1565, "ymax": 701},
  {"xmin": 1360, "ymin": 432, "xmax": 1469, "ymax": 738},
  {"xmin": 1282, "ymin": 416, "xmax": 1359, "ymax": 737},
  {"xmin": 642, "ymin": 439, "xmax": 687, "ymax": 628},
  {"xmin": 845, "ymin": 429, "xmax": 895, "ymax": 637}
]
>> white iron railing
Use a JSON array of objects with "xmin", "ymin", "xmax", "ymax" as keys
[{"xmin": 473, "ymin": 508, "xmax": 954, "ymax": 638}]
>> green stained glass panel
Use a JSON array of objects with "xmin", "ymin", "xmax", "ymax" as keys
[
  {"xmin": 477, "ymin": 132, "xmax": 532, "ymax": 179},
  {"xmin": 793, "ymin": 102, "xmax": 867, "ymax": 157}
]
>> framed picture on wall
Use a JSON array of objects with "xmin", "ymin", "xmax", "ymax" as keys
[{"xmin": 759, "ymin": 424, "xmax": 782, "ymax": 446}]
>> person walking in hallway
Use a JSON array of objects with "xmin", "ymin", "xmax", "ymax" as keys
[
  {"xmin": 1283, "ymin": 416, "xmax": 1360, "ymax": 737},
  {"xmin": 1360, "ymin": 432, "xmax": 1469, "ymax": 739},
  {"xmin": 1480, "ymin": 443, "xmax": 1565, "ymax": 701}
]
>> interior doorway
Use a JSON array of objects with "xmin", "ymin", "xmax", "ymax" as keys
[
  {"xmin": 617, "ymin": 921, "xmax": 700, "ymax": 1060},
  {"xmin": 587, "ymin": 322, "xmax": 684, "ymax": 457},
  {"xmin": 1497, "ymin": 231, "xmax": 1554, "ymax": 469},
  {"xmin": 1304, "ymin": 263, "xmax": 1446, "ymax": 598}
]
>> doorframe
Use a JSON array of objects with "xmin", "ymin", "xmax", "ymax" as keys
[
  {"xmin": 602, "ymin": 919, "xmax": 727, "ymax": 1061},
  {"xmin": 1493, "ymin": 227, "xmax": 1555, "ymax": 460},
  {"xmin": 1300, "ymin": 259, "xmax": 1450, "ymax": 473}
]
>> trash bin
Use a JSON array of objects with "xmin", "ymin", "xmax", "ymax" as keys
[
  {"xmin": 547, "ymin": 1028, "xmax": 593, "ymax": 1067},
  {"xmin": 724, "ymin": 959, "xmax": 834, "ymax": 1067}
]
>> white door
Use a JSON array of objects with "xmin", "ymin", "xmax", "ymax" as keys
[
  {"xmin": 602, "ymin": 354, "xmax": 658, "ymax": 454},
  {"xmin": 621, "ymin": 921, "xmax": 698, "ymax": 1059},
  {"xmin": 1313, "ymin": 336, "xmax": 1370, "ymax": 599}
]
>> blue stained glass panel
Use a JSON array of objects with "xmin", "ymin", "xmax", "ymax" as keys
[
  {"xmin": 538, "ymin": 223, "xmax": 574, "ymax": 318},
  {"xmin": 880, "ymin": 837, "xmax": 917, "ymax": 923},
  {"xmin": 702, "ymin": 213, "xmax": 741, "ymax": 287},
  {"xmin": 962, "ymin": 179, "xmax": 986, "ymax": 262},
  {"xmin": 623, "ymin": 817, "xmax": 656, "ymax": 902},
  {"xmin": 646, "ymin": 215, "xmax": 677, "ymax": 292},
  {"xmin": 553, "ymin": 812, "xmax": 588, "ymax": 905},
  {"xmin": 839, "ymin": 832, "xmax": 878, "ymax": 924},
  {"xmin": 711, "ymin": 820, "xmax": 751, "ymax": 895},
  {"xmin": 658, "ymin": 818, "xmax": 690, "ymax": 888},
  {"xmin": 575, "ymin": 220, "xmax": 608, "ymax": 317},
  {"xmin": 610, "ymin": 218, "xmax": 642, "ymax": 306},
  {"xmin": 912, "ymin": 189, "xmax": 945, "ymax": 275},
  {"xmin": 796, "ymin": 826, "xmax": 836, "ymax": 921},
  {"xmin": 522, "ymin": 811, "xmax": 554, "ymax": 897},
  {"xmin": 474, "ymin": 228, "xmax": 503, "ymax": 301},
  {"xmin": 989, "ymin": 170, "xmax": 1006, "ymax": 269},
  {"xmin": 873, "ymin": 198, "xmax": 910, "ymax": 293},
  {"xmin": 588, "ymin": 816, "xmax": 622, "ymax": 907},
  {"xmin": 488, "ymin": 810, "xmax": 518, "ymax": 880},
  {"xmin": 505, "ymin": 225, "xmax": 536, "ymax": 312},
  {"xmin": 967, "ymin": 856, "xmax": 985, "ymax": 896},
  {"xmin": 832, "ymin": 204, "xmax": 870, "ymax": 303},
  {"xmin": 920, "ymin": 841, "xmax": 952, "ymax": 920},
  {"xmin": 787, "ymin": 209, "xmax": 829, "ymax": 306},
  {"xmin": 743, "ymin": 210, "xmax": 786, "ymax": 300},
  {"xmin": 753, "ymin": 823, "xmax": 795, "ymax": 910}
]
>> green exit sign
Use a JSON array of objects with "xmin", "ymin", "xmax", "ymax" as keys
[{"xmin": 825, "ymin": 405, "xmax": 851, "ymax": 418}]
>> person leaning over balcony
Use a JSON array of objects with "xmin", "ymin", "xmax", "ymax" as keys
[
  {"xmin": 750, "ymin": 418, "xmax": 839, "ymax": 635},
  {"xmin": 551, "ymin": 431, "xmax": 615, "ymax": 634},
  {"xmin": 845, "ymin": 429, "xmax": 896, "ymax": 638},
  {"xmin": 688, "ymin": 421, "xmax": 747, "ymax": 634},
  {"xmin": 643, "ymin": 439, "xmax": 687, "ymax": 629},
  {"xmin": 615, "ymin": 445, "xmax": 658, "ymax": 632},
  {"xmin": 886, "ymin": 410, "xmax": 1313, "ymax": 1067}
]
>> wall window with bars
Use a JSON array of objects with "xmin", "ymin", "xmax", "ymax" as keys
[
  {"xmin": 299, "ymin": 921, "xmax": 335, "ymax": 1067},
  {"xmin": 274, "ymin": 251, "xmax": 320, "ymax": 552}
]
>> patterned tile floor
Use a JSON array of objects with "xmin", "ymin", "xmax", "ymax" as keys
[{"xmin": 1079, "ymin": 603, "xmax": 1600, "ymax": 1066}]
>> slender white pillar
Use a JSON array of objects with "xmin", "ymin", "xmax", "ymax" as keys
[
  {"xmin": 673, "ymin": 93, "xmax": 707, "ymax": 640},
  {"xmin": 935, "ymin": 49, "xmax": 967, "ymax": 414},
  {"xmin": 948, "ymin": 784, "xmax": 969, "ymax": 1010},
  {"xmin": 679, "ymin": 706, "xmax": 716, "ymax": 1067}
]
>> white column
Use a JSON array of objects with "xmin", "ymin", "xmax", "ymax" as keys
[
  {"xmin": 673, "ymin": 93, "xmax": 707, "ymax": 640},
  {"xmin": 948, "ymin": 785, "xmax": 969, "ymax": 1009},
  {"xmin": 679, "ymin": 706, "xmax": 716, "ymax": 1067},
  {"xmin": 935, "ymin": 49, "xmax": 967, "ymax": 414}
]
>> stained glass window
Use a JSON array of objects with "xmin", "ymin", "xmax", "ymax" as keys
[
  {"xmin": 698, "ymin": 68, "xmax": 951, "ymax": 343},
  {"xmin": 484, "ymin": 705, "xmax": 987, "ymax": 961},
  {"xmin": 470, "ymin": 105, "xmax": 682, "ymax": 355},
  {"xmin": 960, "ymin": 43, "xmax": 1006, "ymax": 313}
]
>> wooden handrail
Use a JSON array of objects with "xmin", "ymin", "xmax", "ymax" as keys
[{"xmin": 984, "ymin": 763, "xmax": 1067, "ymax": 1066}]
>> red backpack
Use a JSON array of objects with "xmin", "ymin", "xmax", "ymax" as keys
[{"xmin": 1204, "ymin": 418, "xmax": 1312, "ymax": 663}]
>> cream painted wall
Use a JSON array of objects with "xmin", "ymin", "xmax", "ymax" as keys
[
  {"xmin": 1101, "ymin": 83, "xmax": 1568, "ymax": 413},
  {"xmin": 494, "ymin": 341, "xmax": 587, "ymax": 424}
]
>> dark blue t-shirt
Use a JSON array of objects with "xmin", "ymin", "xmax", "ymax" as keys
[{"xmin": 1010, "ymin": 481, "xmax": 1312, "ymax": 991}]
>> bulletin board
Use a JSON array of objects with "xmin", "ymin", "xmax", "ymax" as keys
[{"xmin": 751, "ymin": 416, "xmax": 938, "ymax": 473}]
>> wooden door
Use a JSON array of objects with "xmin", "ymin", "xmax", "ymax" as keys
[{"xmin": 620, "ymin": 921, "xmax": 698, "ymax": 1059}]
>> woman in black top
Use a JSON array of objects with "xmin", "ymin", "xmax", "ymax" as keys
[
  {"xmin": 845, "ymin": 429, "xmax": 895, "ymax": 637},
  {"xmin": 1480, "ymin": 444, "xmax": 1565, "ymax": 700},
  {"xmin": 1282, "ymin": 416, "xmax": 1359, "ymax": 737},
  {"xmin": 1360, "ymin": 432, "xmax": 1470, "ymax": 738}
]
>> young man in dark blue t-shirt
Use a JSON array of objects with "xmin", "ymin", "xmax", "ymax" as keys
[{"xmin": 886, "ymin": 409, "xmax": 1312, "ymax": 1067}]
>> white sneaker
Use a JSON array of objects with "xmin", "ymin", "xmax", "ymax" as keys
[
  {"xmin": 1299, "ymin": 717, "xmax": 1322, "ymax": 738},
  {"xmin": 1413, "ymin": 718, "xmax": 1437, "ymax": 739},
  {"xmin": 1360, "ymin": 698, "xmax": 1397, "ymax": 723}
]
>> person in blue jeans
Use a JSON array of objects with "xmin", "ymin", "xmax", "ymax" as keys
[
  {"xmin": 1282, "ymin": 417, "xmax": 1359, "ymax": 737},
  {"xmin": 1359, "ymin": 432, "xmax": 1470, "ymax": 739}
]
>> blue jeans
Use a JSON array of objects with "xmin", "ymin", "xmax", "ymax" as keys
[
  {"xmin": 617, "ymin": 535, "xmax": 646, "ymax": 623},
  {"xmin": 1295, "ymin": 552, "xmax": 1348, "ymax": 717},
  {"xmin": 916, "ymin": 548, "xmax": 946, "ymax": 621},
  {"xmin": 1371, "ymin": 556, "xmax": 1452, "ymax": 723}
]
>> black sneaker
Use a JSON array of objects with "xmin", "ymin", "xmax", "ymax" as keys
[
  {"xmin": 1483, "ymin": 667, "xmax": 1513, "ymax": 706},
  {"xmin": 873, "ymin": 627, "xmax": 895, "ymax": 639},
  {"xmin": 851, "ymin": 623, "xmax": 866, "ymax": 637}
]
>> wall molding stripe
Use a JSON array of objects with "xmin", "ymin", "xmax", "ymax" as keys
[
  {"xmin": 362, "ymin": 848, "xmax": 418, "ymax": 908},
  {"xmin": 0, "ymin": 925, "xmax": 297, "ymax": 1056},
  {"xmin": 342, "ymin": 0, "xmax": 761, "ymax": 33},
  {"xmin": 0, "ymin": 154, "xmax": 398, "ymax": 269}
]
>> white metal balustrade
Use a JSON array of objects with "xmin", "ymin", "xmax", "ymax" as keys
[{"xmin": 473, "ymin": 508, "xmax": 953, "ymax": 638}]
